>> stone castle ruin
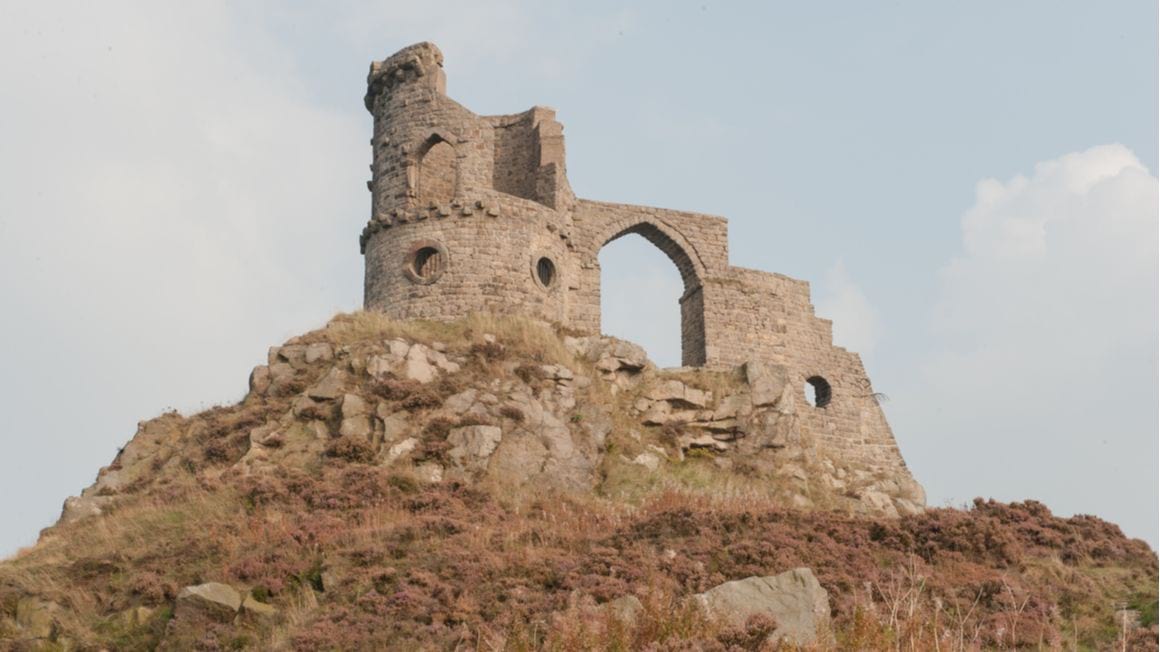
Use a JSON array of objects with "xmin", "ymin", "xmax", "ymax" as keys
[{"xmin": 360, "ymin": 42, "xmax": 912, "ymax": 475}]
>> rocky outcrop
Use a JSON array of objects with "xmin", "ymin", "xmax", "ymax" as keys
[
  {"xmin": 693, "ymin": 568, "xmax": 831, "ymax": 647},
  {"xmin": 56, "ymin": 318, "xmax": 925, "ymax": 532}
]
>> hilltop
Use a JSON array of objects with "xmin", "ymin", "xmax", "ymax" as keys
[{"xmin": 1, "ymin": 314, "xmax": 1155, "ymax": 650}]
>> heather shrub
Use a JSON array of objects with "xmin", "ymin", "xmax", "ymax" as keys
[{"xmin": 324, "ymin": 436, "xmax": 376, "ymax": 464}]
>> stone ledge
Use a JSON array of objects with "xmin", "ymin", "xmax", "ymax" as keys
[{"xmin": 360, "ymin": 198, "xmax": 502, "ymax": 252}]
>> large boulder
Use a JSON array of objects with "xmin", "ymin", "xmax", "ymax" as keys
[
  {"xmin": 447, "ymin": 425, "xmax": 503, "ymax": 469},
  {"xmin": 175, "ymin": 582, "xmax": 242, "ymax": 623},
  {"xmin": 646, "ymin": 379, "xmax": 710, "ymax": 408},
  {"xmin": 306, "ymin": 368, "xmax": 346, "ymax": 401},
  {"xmin": 744, "ymin": 360, "xmax": 790, "ymax": 409},
  {"xmin": 404, "ymin": 344, "xmax": 436, "ymax": 383},
  {"xmin": 693, "ymin": 568, "xmax": 830, "ymax": 646}
]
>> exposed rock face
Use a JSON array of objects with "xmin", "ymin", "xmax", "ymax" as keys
[
  {"xmin": 448, "ymin": 425, "xmax": 503, "ymax": 469},
  {"xmin": 693, "ymin": 568, "xmax": 831, "ymax": 646}
]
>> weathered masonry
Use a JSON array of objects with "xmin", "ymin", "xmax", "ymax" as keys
[{"xmin": 361, "ymin": 43, "xmax": 908, "ymax": 469}]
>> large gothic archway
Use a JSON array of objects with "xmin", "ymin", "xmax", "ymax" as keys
[{"xmin": 595, "ymin": 219, "xmax": 707, "ymax": 366}]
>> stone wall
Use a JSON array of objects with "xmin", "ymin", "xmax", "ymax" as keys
[{"xmin": 360, "ymin": 42, "xmax": 918, "ymax": 484}]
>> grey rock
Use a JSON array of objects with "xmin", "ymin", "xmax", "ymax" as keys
[
  {"xmin": 693, "ymin": 568, "xmax": 831, "ymax": 647},
  {"xmin": 176, "ymin": 582, "xmax": 242, "ymax": 623},
  {"xmin": 428, "ymin": 348, "xmax": 461, "ymax": 373},
  {"xmin": 378, "ymin": 408, "xmax": 410, "ymax": 443},
  {"xmin": 60, "ymin": 494, "xmax": 114, "ymax": 524},
  {"xmin": 248, "ymin": 365, "xmax": 271, "ymax": 395},
  {"xmin": 632, "ymin": 451, "xmax": 660, "ymax": 471},
  {"xmin": 340, "ymin": 416, "xmax": 373, "ymax": 439},
  {"xmin": 304, "ymin": 342, "xmax": 334, "ymax": 364},
  {"xmin": 448, "ymin": 425, "xmax": 503, "ymax": 468},
  {"xmin": 340, "ymin": 393, "xmax": 368, "ymax": 419},
  {"xmin": 646, "ymin": 379, "xmax": 710, "ymax": 408},
  {"xmin": 306, "ymin": 368, "xmax": 346, "ymax": 401},
  {"xmin": 403, "ymin": 344, "xmax": 436, "ymax": 383},
  {"xmin": 366, "ymin": 353, "xmax": 400, "ymax": 379},
  {"xmin": 415, "ymin": 462, "xmax": 444, "ymax": 482},
  {"xmin": 277, "ymin": 344, "xmax": 308, "ymax": 368},
  {"xmin": 745, "ymin": 360, "xmax": 790, "ymax": 408},
  {"xmin": 386, "ymin": 339, "xmax": 411, "ymax": 358},
  {"xmin": 443, "ymin": 389, "xmax": 478, "ymax": 414},
  {"xmin": 861, "ymin": 490, "xmax": 900, "ymax": 518},
  {"xmin": 292, "ymin": 395, "xmax": 322, "ymax": 418},
  {"xmin": 385, "ymin": 437, "xmax": 418, "ymax": 463},
  {"xmin": 540, "ymin": 364, "xmax": 574, "ymax": 380}
]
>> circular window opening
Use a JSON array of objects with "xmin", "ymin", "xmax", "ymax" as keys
[
  {"xmin": 404, "ymin": 242, "xmax": 448, "ymax": 284},
  {"xmin": 536, "ymin": 257, "xmax": 556, "ymax": 288},
  {"xmin": 804, "ymin": 376, "xmax": 832, "ymax": 408}
]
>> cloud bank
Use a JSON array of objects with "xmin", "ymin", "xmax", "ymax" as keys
[{"xmin": 899, "ymin": 144, "xmax": 1158, "ymax": 542}]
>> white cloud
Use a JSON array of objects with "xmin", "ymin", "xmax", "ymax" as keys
[
  {"xmin": 899, "ymin": 144, "xmax": 1158, "ymax": 544},
  {"xmin": 815, "ymin": 260, "xmax": 880, "ymax": 357}
]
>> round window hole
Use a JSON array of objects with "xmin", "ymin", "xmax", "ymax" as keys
[
  {"xmin": 804, "ymin": 376, "xmax": 832, "ymax": 408},
  {"xmin": 404, "ymin": 242, "xmax": 448, "ymax": 284},
  {"xmin": 536, "ymin": 256, "xmax": 556, "ymax": 288}
]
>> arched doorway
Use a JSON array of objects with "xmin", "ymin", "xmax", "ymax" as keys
[{"xmin": 597, "ymin": 221, "xmax": 706, "ymax": 367}]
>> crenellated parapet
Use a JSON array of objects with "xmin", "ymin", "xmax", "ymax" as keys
[{"xmin": 364, "ymin": 41, "xmax": 446, "ymax": 110}]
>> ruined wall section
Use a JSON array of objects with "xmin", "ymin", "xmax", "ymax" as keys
[
  {"xmin": 486, "ymin": 108, "xmax": 573, "ymax": 210},
  {"xmin": 569, "ymin": 202, "xmax": 907, "ymax": 473},
  {"xmin": 701, "ymin": 267, "xmax": 907, "ymax": 469}
]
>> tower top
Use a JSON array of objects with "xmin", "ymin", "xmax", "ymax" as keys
[{"xmin": 365, "ymin": 42, "xmax": 446, "ymax": 110}]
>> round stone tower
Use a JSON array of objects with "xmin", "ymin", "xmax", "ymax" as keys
[{"xmin": 361, "ymin": 42, "xmax": 577, "ymax": 324}]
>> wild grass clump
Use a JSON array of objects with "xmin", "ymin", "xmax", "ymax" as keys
[{"xmin": 320, "ymin": 311, "xmax": 575, "ymax": 366}]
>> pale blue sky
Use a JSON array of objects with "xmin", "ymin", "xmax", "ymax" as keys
[{"xmin": 1, "ymin": 1, "xmax": 1156, "ymax": 555}]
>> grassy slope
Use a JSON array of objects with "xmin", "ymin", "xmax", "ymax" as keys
[{"xmin": 0, "ymin": 314, "xmax": 1155, "ymax": 651}]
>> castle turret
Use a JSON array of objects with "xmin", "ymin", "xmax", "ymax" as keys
[{"xmin": 361, "ymin": 42, "xmax": 576, "ymax": 324}]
